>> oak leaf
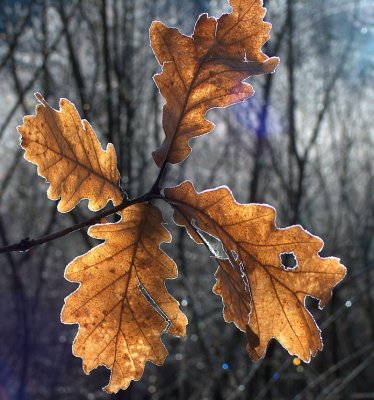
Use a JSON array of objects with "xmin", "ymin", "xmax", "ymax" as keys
[
  {"xmin": 61, "ymin": 202, "xmax": 187, "ymax": 393},
  {"xmin": 165, "ymin": 181, "xmax": 346, "ymax": 362},
  {"xmin": 150, "ymin": 0, "xmax": 279, "ymax": 167},
  {"xmin": 18, "ymin": 93, "xmax": 122, "ymax": 212}
]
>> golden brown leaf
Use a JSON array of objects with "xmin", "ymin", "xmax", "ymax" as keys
[
  {"xmin": 165, "ymin": 181, "xmax": 346, "ymax": 362},
  {"xmin": 18, "ymin": 93, "xmax": 122, "ymax": 212},
  {"xmin": 61, "ymin": 203, "xmax": 187, "ymax": 393},
  {"xmin": 150, "ymin": 0, "xmax": 279, "ymax": 166}
]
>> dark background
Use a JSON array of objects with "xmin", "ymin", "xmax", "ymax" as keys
[{"xmin": 0, "ymin": 0, "xmax": 373, "ymax": 399}]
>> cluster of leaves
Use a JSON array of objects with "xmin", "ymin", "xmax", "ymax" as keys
[{"xmin": 17, "ymin": 0, "xmax": 345, "ymax": 394}]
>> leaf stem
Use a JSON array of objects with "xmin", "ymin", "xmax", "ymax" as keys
[{"xmin": 150, "ymin": 160, "xmax": 169, "ymax": 194}]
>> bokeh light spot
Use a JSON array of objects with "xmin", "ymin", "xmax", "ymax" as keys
[{"xmin": 293, "ymin": 357, "xmax": 301, "ymax": 366}]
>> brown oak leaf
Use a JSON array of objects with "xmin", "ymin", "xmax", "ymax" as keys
[
  {"xmin": 165, "ymin": 181, "xmax": 346, "ymax": 362},
  {"xmin": 150, "ymin": 0, "xmax": 279, "ymax": 167},
  {"xmin": 61, "ymin": 203, "xmax": 187, "ymax": 393},
  {"xmin": 18, "ymin": 93, "xmax": 122, "ymax": 212}
]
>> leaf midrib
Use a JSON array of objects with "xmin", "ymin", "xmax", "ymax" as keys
[
  {"xmin": 28, "ymin": 136, "xmax": 119, "ymax": 192},
  {"xmin": 157, "ymin": 7, "xmax": 268, "ymax": 166}
]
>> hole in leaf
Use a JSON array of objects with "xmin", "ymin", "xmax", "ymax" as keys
[
  {"xmin": 191, "ymin": 220, "xmax": 226, "ymax": 258},
  {"xmin": 231, "ymin": 250, "xmax": 239, "ymax": 261},
  {"xmin": 138, "ymin": 281, "xmax": 172, "ymax": 331},
  {"xmin": 280, "ymin": 252, "xmax": 298, "ymax": 270}
]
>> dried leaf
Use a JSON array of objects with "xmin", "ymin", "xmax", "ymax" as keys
[
  {"xmin": 165, "ymin": 181, "xmax": 346, "ymax": 362},
  {"xmin": 18, "ymin": 93, "xmax": 122, "ymax": 212},
  {"xmin": 61, "ymin": 203, "xmax": 187, "ymax": 393},
  {"xmin": 150, "ymin": 0, "xmax": 279, "ymax": 166}
]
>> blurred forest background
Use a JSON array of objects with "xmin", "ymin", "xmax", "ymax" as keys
[{"xmin": 0, "ymin": 0, "xmax": 373, "ymax": 399}]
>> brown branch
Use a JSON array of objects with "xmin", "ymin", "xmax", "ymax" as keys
[{"xmin": 0, "ymin": 192, "xmax": 162, "ymax": 254}]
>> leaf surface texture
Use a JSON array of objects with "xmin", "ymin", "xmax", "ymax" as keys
[
  {"xmin": 150, "ymin": 0, "xmax": 279, "ymax": 166},
  {"xmin": 18, "ymin": 94, "xmax": 122, "ymax": 212},
  {"xmin": 165, "ymin": 181, "xmax": 346, "ymax": 361},
  {"xmin": 61, "ymin": 203, "xmax": 187, "ymax": 393}
]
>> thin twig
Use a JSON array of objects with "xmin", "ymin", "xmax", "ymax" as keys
[{"xmin": 0, "ymin": 192, "xmax": 163, "ymax": 254}]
